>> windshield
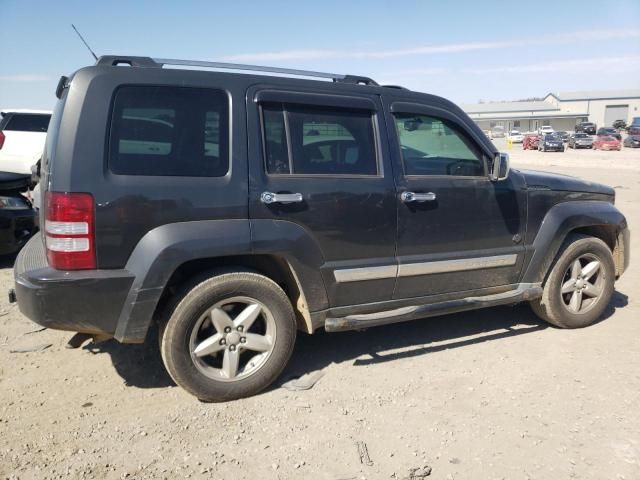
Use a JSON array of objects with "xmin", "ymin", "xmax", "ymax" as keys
[
  {"xmin": 510, "ymin": 130, "xmax": 520, "ymax": 134},
  {"xmin": 575, "ymin": 133, "xmax": 589, "ymax": 138},
  {"xmin": 545, "ymin": 134, "xmax": 560, "ymax": 140}
]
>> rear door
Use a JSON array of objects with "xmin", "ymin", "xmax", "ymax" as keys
[{"xmin": 247, "ymin": 86, "xmax": 397, "ymax": 307}]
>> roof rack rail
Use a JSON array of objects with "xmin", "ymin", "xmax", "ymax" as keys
[{"xmin": 95, "ymin": 55, "xmax": 379, "ymax": 86}]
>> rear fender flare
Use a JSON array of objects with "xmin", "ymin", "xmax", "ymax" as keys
[
  {"xmin": 114, "ymin": 219, "xmax": 252, "ymax": 342},
  {"xmin": 114, "ymin": 219, "xmax": 329, "ymax": 342}
]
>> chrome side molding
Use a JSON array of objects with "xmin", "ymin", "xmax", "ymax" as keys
[
  {"xmin": 333, "ymin": 254, "xmax": 518, "ymax": 283},
  {"xmin": 333, "ymin": 265, "xmax": 398, "ymax": 283},
  {"xmin": 398, "ymin": 254, "xmax": 517, "ymax": 277}
]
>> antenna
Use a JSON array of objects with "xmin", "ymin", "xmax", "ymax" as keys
[{"xmin": 71, "ymin": 24, "xmax": 98, "ymax": 61}]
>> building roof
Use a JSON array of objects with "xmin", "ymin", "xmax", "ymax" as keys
[
  {"xmin": 461, "ymin": 101, "xmax": 559, "ymax": 114},
  {"xmin": 547, "ymin": 89, "xmax": 640, "ymax": 101}
]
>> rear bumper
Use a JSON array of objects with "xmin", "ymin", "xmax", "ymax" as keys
[
  {"xmin": 0, "ymin": 207, "xmax": 37, "ymax": 256},
  {"xmin": 13, "ymin": 233, "xmax": 134, "ymax": 337}
]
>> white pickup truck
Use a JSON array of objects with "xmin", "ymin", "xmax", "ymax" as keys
[{"xmin": 0, "ymin": 109, "xmax": 51, "ymax": 174}]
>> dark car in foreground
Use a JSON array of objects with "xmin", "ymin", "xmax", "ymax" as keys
[
  {"xmin": 538, "ymin": 134, "xmax": 565, "ymax": 152},
  {"xmin": 568, "ymin": 133, "xmax": 594, "ymax": 149},
  {"xmin": 0, "ymin": 172, "xmax": 37, "ymax": 256},
  {"xmin": 597, "ymin": 127, "xmax": 622, "ymax": 141},
  {"xmin": 623, "ymin": 135, "xmax": 640, "ymax": 148},
  {"xmin": 10, "ymin": 55, "xmax": 631, "ymax": 402},
  {"xmin": 575, "ymin": 122, "xmax": 597, "ymax": 135}
]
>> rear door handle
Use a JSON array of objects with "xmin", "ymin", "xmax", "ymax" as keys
[
  {"xmin": 401, "ymin": 191, "xmax": 436, "ymax": 203},
  {"xmin": 260, "ymin": 191, "xmax": 304, "ymax": 204}
]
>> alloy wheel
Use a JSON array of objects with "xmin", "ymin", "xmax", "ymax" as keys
[
  {"xmin": 560, "ymin": 254, "xmax": 605, "ymax": 314},
  {"xmin": 189, "ymin": 296, "xmax": 276, "ymax": 382}
]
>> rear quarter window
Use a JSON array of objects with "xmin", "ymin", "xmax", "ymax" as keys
[{"xmin": 108, "ymin": 86, "xmax": 229, "ymax": 177}]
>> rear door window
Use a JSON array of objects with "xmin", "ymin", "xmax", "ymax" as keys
[
  {"xmin": 108, "ymin": 86, "xmax": 229, "ymax": 177},
  {"xmin": 261, "ymin": 104, "xmax": 378, "ymax": 176},
  {"xmin": 2, "ymin": 114, "xmax": 50, "ymax": 132}
]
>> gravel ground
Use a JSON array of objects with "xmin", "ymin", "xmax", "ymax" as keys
[{"xmin": 1, "ymin": 143, "xmax": 639, "ymax": 480}]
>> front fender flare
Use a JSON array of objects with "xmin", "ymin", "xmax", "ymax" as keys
[{"xmin": 521, "ymin": 200, "xmax": 627, "ymax": 284}]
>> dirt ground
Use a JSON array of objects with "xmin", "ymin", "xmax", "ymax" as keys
[{"xmin": 1, "ymin": 143, "xmax": 639, "ymax": 480}]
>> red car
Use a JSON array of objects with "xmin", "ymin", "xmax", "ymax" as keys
[
  {"xmin": 523, "ymin": 134, "xmax": 540, "ymax": 150},
  {"xmin": 593, "ymin": 135, "xmax": 621, "ymax": 151}
]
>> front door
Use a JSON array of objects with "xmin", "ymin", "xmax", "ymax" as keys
[
  {"xmin": 247, "ymin": 87, "xmax": 397, "ymax": 307},
  {"xmin": 384, "ymin": 100, "xmax": 526, "ymax": 300}
]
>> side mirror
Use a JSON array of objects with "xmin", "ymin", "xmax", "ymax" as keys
[
  {"xmin": 403, "ymin": 118, "xmax": 422, "ymax": 131},
  {"xmin": 489, "ymin": 152, "xmax": 510, "ymax": 182}
]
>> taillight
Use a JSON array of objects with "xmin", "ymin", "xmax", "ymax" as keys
[
  {"xmin": 0, "ymin": 131, "xmax": 5, "ymax": 150},
  {"xmin": 45, "ymin": 192, "xmax": 96, "ymax": 270}
]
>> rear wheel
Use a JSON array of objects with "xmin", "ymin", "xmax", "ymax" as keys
[
  {"xmin": 530, "ymin": 235, "xmax": 615, "ymax": 328},
  {"xmin": 160, "ymin": 272, "xmax": 297, "ymax": 401}
]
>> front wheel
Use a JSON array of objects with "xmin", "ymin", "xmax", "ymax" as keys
[
  {"xmin": 160, "ymin": 272, "xmax": 297, "ymax": 401},
  {"xmin": 530, "ymin": 235, "xmax": 615, "ymax": 328}
]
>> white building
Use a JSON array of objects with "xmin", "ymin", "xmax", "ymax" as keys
[{"xmin": 462, "ymin": 89, "xmax": 640, "ymax": 133}]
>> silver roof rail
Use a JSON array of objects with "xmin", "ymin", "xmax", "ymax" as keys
[{"xmin": 95, "ymin": 55, "xmax": 379, "ymax": 86}]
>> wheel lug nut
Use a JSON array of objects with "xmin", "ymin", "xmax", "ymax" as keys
[
  {"xmin": 224, "ymin": 327, "xmax": 232, "ymax": 333},
  {"xmin": 220, "ymin": 338, "xmax": 226, "ymax": 345},
  {"xmin": 240, "ymin": 337, "xmax": 246, "ymax": 343},
  {"xmin": 229, "ymin": 345, "xmax": 236, "ymax": 351},
  {"xmin": 237, "ymin": 326, "xmax": 244, "ymax": 332}
]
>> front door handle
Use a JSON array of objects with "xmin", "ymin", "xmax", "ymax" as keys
[
  {"xmin": 261, "ymin": 191, "xmax": 304, "ymax": 204},
  {"xmin": 401, "ymin": 191, "xmax": 436, "ymax": 203}
]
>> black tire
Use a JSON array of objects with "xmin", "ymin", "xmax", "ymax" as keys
[
  {"xmin": 159, "ymin": 271, "xmax": 296, "ymax": 401},
  {"xmin": 530, "ymin": 234, "xmax": 615, "ymax": 329}
]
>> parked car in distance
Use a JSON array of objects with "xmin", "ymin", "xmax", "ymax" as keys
[
  {"xmin": 612, "ymin": 119, "xmax": 627, "ymax": 130},
  {"xmin": 596, "ymin": 127, "xmax": 622, "ymax": 141},
  {"xmin": 568, "ymin": 132, "xmax": 594, "ymax": 149},
  {"xmin": 555, "ymin": 130, "xmax": 570, "ymax": 142},
  {"xmin": 537, "ymin": 125, "xmax": 554, "ymax": 136},
  {"xmin": 10, "ymin": 55, "xmax": 631, "ymax": 402},
  {"xmin": 629, "ymin": 126, "xmax": 640, "ymax": 136},
  {"xmin": 623, "ymin": 135, "xmax": 640, "ymax": 148},
  {"xmin": 0, "ymin": 110, "xmax": 51, "ymax": 175},
  {"xmin": 490, "ymin": 125, "xmax": 505, "ymax": 139},
  {"xmin": 507, "ymin": 130, "xmax": 524, "ymax": 143},
  {"xmin": 575, "ymin": 122, "xmax": 597, "ymax": 135},
  {"xmin": 523, "ymin": 133, "xmax": 540, "ymax": 150},
  {"xmin": 538, "ymin": 133, "xmax": 565, "ymax": 152},
  {"xmin": 593, "ymin": 135, "xmax": 621, "ymax": 151}
]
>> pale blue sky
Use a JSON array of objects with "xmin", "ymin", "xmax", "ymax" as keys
[{"xmin": 1, "ymin": 0, "xmax": 639, "ymax": 110}]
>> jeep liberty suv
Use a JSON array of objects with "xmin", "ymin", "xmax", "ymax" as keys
[{"xmin": 11, "ymin": 56, "xmax": 630, "ymax": 402}]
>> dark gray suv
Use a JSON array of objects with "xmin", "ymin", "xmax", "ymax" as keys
[{"xmin": 11, "ymin": 56, "xmax": 630, "ymax": 401}]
